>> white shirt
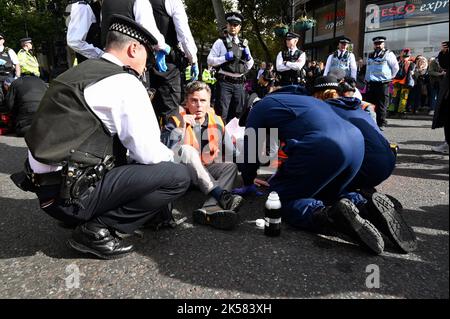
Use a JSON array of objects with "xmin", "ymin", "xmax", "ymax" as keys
[
  {"xmin": 207, "ymin": 35, "xmax": 254, "ymax": 77},
  {"xmin": 133, "ymin": 0, "xmax": 167, "ymax": 51},
  {"xmin": 67, "ymin": 2, "xmax": 104, "ymax": 60},
  {"xmin": 276, "ymin": 49, "xmax": 306, "ymax": 72},
  {"xmin": 163, "ymin": 0, "xmax": 198, "ymax": 64},
  {"xmin": 29, "ymin": 52, "xmax": 173, "ymax": 174},
  {"xmin": 0, "ymin": 45, "xmax": 19, "ymax": 65},
  {"xmin": 324, "ymin": 50, "xmax": 357, "ymax": 80}
]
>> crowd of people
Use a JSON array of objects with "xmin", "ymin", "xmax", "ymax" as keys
[{"xmin": 1, "ymin": 2, "xmax": 448, "ymax": 260}]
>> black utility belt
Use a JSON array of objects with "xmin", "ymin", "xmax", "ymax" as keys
[{"xmin": 218, "ymin": 74, "xmax": 246, "ymax": 84}]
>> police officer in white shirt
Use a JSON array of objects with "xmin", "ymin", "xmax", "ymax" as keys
[
  {"xmin": 207, "ymin": 12, "xmax": 254, "ymax": 123},
  {"xmin": 66, "ymin": 0, "xmax": 104, "ymax": 63},
  {"xmin": 365, "ymin": 36, "xmax": 399, "ymax": 129},
  {"xmin": 20, "ymin": 15, "xmax": 191, "ymax": 259},
  {"xmin": 275, "ymin": 32, "xmax": 306, "ymax": 86},
  {"xmin": 324, "ymin": 37, "xmax": 357, "ymax": 80},
  {"xmin": 149, "ymin": 0, "xmax": 199, "ymax": 124}
]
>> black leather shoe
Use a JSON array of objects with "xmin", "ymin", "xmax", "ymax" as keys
[
  {"xmin": 68, "ymin": 222, "xmax": 134, "ymax": 259},
  {"xmin": 316, "ymin": 198, "xmax": 385, "ymax": 255},
  {"xmin": 363, "ymin": 192, "xmax": 417, "ymax": 253},
  {"xmin": 218, "ymin": 190, "xmax": 244, "ymax": 212},
  {"xmin": 192, "ymin": 205, "xmax": 239, "ymax": 230}
]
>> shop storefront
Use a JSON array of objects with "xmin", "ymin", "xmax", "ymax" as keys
[
  {"xmin": 303, "ymin": 0, "xmax": 348, "ymax": 62},
  {"xmin": 363, "ymin": 0, "xmax": 449, "ymax": 59}
]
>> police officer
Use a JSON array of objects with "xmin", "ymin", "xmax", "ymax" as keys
[
  {"xmin": 17, "ymin": 38, "xmax": 40, "ymax": 77},
  {"xmin": 365, "ymin": 36, "xmax": 399, "ymax": 129},
  {"xmin": 238, "ymin": 87, "xmax": 385, "ymax": 255},
  {"xmin": 0, "ymin": 33, "xmax": 21, "ymax": 85},
  {"xmin": 275, "ymin": 32, "xmax": 306, "ymax": 86},
  {"xmin": 19, "ymin": 15, "xmax": 191, "ymax": 259},
  {"xmin": 148, "ymin": 0, "xmax": 199, "ymax": 124},
  {"xmin": 4, "ymin": 75, "xmax": 47, "ymax": 136},
  {"xmin": 66, "ymin": 0, "xmax": 104, "ymax": 63},
  {"xmin": 207, "ymin": 12, "xmax": 254, "ymax": 123},
  {"xmin": 324, "ymin": 37, "xmax": 357, "ymax": 80},
  {"xmin": 101, "ymin": 0, "xmax": 167, "ymax": 50}
]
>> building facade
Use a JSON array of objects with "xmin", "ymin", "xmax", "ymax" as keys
[{"xmin": 301, "ymin": 0, "xmax": 449, "ymax": 62}]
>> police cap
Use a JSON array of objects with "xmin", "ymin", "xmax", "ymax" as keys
[
  {"xmin": 372, "ymin": 36, "xmax": 387, "ymax": 43},
  {"xmin": 0, "ymin": 33, "xmax": 4, "ymax": 39},
  {"xmin": 108, "ymin": 14, "xmax": 158, "ymax": 50},
  {"xmin": 225, "ymin": 12, "xmax": 244, "ymax": 25},
  {"xmin": 285, "ymin": 32, "xmax": 300, "ymax": 40},
  {"xmin": 339, "ymin": 37, "xmax": 351, "ymax": 44},
  {"xmin": 20, "ymin": 37, "xmax": 32, "ymax": 44}
]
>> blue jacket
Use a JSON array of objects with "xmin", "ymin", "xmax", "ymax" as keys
[
  {"xmin": 326, "ymin": 97, "xmax": 396, "ymax": 188},
  {"xmin": 241, "ymin": 93, "xmax": 365, "ymax": 191}
]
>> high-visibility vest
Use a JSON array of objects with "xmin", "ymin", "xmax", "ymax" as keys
[
  {"xmin": 17, "ymin": 49, "xmax": 40, "ymax": 76},
  {"xmin": 185, "ymin": 65, "xmax": 192, "ymax": 81},
  {"xmin": 171, "ymin": 108, "xmax": 225, "ymax": 165},
  {"xmin": 202, "ymin": 69, "xmax": 211, "ymax": 83}
]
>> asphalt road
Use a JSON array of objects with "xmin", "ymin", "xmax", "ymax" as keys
[{"xmin": 0, "ymin": 115, "xmax": 448, "ymax": 299}]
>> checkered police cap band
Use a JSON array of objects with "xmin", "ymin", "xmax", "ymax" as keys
[
  {"xmin": 109, "ymin": 22, "xmax": 148, "ymax": 45},
  {"xmin": 314, "ymin": 82, "xmax": 339, "ymax": 89},
  {"xmin": 107, "ymin": 14, "xmax": 157, "ymax": 48}
]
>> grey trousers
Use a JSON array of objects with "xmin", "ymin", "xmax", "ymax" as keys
[{"xmin": 174, "ymin": 145, "xmax": 238, "ymax": 207}]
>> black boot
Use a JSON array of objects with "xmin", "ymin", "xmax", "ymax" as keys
[
  {"xmin": 361, "ymin": 192, "xmax": 416, "ymax": 254},
  {"xmin": 68, "ymin": 221, "xmax": 134, "ymax": 259},
  {"xmin": 218, "ymin": 190, "xmax": 244, "ymax": 212},
  {"xmin": 313, "ymin": 198, "xmax": 385, "ymax": 255}
]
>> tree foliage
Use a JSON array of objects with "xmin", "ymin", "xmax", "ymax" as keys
[{"xmin": 0, "ymin": 0, "xmax": 66, "ymax": 52}]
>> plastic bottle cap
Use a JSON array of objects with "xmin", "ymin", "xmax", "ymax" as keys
[
  {"xmin": 255, "ymin": 219, "xmax": 265, "ymax": 229},
  {"xmin": 268, "ymin": 191, "xmax": 280, "ymax": 201}
]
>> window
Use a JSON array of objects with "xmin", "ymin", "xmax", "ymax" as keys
[{"xmin": 363, "ymin": 22, "xmax": 449, "ymax": 59}]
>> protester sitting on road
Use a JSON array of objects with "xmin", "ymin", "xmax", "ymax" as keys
[
  {"xmin": 237, "ymin": 86, "xmax": 387, "ymax": 255},
  {"xmin": 4, "ymin": 75, "xmax": 47, "ymax": 137},
  {"xmin": 314, "ymin": 76, "xmax": 417, "ymax": 253},
  {"xmin": 161, "ymin": 81, "xmax": 244, "ymax": 230}
]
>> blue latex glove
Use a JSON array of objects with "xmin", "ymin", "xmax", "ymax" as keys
[
  {"xmin": 242, "ymin": 47, "xmax": 251, "ymax": 61},
  {"xmin": 0, "ymin": 59, "xmax": 6, "ymax": 66},
  {"xmin": 155, "ymin": 50, "xmax": 168, "ymax": 72},
  {"xmin": 225, "ymin": 51, "xmax": 234, "ymax": 61},
  {"xmin": 190, "ymin": 63, "xmax": 199, "ymax": 81},
  {"xmin": 232, "ymin": 184, "xmax": 264, "ymax": 197}
]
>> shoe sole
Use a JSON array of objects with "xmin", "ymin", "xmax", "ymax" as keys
[
  {"xmin": 338, "ymin": 199, "xmax": 385, "ymax": 255},
  {"xmin": 67, "ymin": 239, "xmax": 132, "ymax": 260},
  {"xmin": 229, "ymin": 196, "xmax": 244, "ymax": 212},
  {"xmin": 193, "ymin": 209, "xmax": 239, "ymax": 230},
  {"xmin": 369, "ymin": 193, "xmax": 417, "ymax": 253}
]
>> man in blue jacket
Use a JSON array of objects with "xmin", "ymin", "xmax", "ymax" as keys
[{"xmin": 238, "ymin": 91, "xmax": 385, "ymax": 254}]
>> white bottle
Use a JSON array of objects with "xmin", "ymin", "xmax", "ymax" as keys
[{"xmin": 264, "ymin": 192, "xmax": 282, "ymax": 237}]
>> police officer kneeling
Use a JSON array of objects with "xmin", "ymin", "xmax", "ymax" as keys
[{"xmin": 14, "ymin": 15, "xmax": 191, "ymax": 259}]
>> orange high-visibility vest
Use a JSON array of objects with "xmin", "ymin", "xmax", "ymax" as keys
[{"xmin": 171, "ymin": 108, "xmax": 225, "ymax": 165}]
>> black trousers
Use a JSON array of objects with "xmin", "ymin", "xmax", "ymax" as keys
[
  {"xmin": 366, "ymin": 82, "xmax": 390, "ymax": 128},
  {"xmin": 215, "ymin": 79, "xmax": 245, "ymax": 123},
  {"xmin": 150, "ymin": 63, "xmax": 182, "ymax": 125},
  {"xmin": 36, "ymin": 162, "xmax": 191, "ymax": 234}
]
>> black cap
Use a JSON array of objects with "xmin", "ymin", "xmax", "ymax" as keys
[
  {"xmin": 442, "ymin": 41, "xmax": 449, "ymax": 48},
  {"xmin": 313, "ymin": 75, "xmax": 339, "ymax": 92},
  {"xmin": 225, "ymin": 12, "xmax": 244, "ymax": 25},
  {"xmin": 0, "ymin": 33, "xmax": 4, "ymax": 39},
  {"xmin": 339, "ymin": 37, "xmax": 351, "ymax": 44},
  {"xmin": 108, "ymin": 14, "xmax": 158, "ymax": 50},
  {"xmin": 285, "ymin": 31, "xmax": 300, "ymax": 40},
  {"xmin": 20, "ymin": 37, "xmax": 32, "ymax": 44},
  {"xmin": 372, "ymin": 36, "xmax": 386, "ymax": 43}
]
